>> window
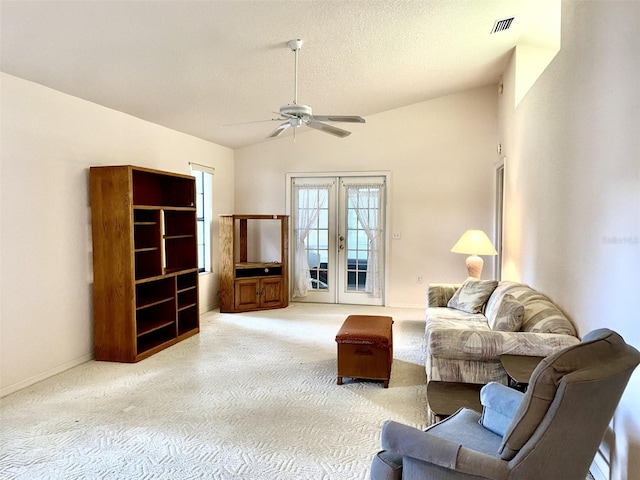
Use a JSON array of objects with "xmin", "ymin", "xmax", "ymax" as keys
[{"xmin": 190, "ymin": 164, "xmax": 214, "ymax": 273}]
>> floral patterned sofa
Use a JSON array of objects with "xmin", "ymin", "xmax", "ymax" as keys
[{"xmin": 426, "ymin": 279, "xmax": 580, "ymax": 385}]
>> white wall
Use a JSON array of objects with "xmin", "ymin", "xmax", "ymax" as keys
[
  {"xmin": 234, "ymin": 86, "xmax": 500, "ymax": 307},
  {"xmin": 499, "ymin": 2, "xmax": 640, "ymax": 479},
  {"xmin": 0, "ymin": 73, "xmax": 234, "ymax": 396}
]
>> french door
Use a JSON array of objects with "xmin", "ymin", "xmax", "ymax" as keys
[{"xmin": 290, "ymin": 175, "xmax": 386, "ymax": 306}]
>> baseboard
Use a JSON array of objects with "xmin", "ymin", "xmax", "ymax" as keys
[
  {"xmin": 385, "ymin": 302, "xmax": 424, "ymax": 309},
  {"xmin": 590, "ymin": 449, "xmax": 609, "ymax": 480},
  {"xmin": 0, "ymin": 353, "xmax": 93, "ymax": 398},
  {"xmin": 200, "ymin": 301, "xmax": 218, "ymax": 314}
]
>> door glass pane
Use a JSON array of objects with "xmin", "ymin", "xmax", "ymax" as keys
[
  {"xmin": 297, "ymin": 186, "xmax": 330, "ymax": 291},
  {"xmin": 346, "ymin": 201, "xmax": 366, "ymax": 292},
  {"xmin": 344, "ymin": 184, "xmax": 382, "ymax": 293}
]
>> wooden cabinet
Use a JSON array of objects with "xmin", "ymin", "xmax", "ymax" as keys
[
  {"xmin": 90, "ymin": 165, "xmax": 199, "ymax": 362},
  {"xmin": 219, "ymin": 214, "xmax": 289, "ymax": 313},
  {"xmin": 234, "ymin": 276, "xmax": 284, "ymax": 310}
]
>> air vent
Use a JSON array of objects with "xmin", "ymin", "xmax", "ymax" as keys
[{"xmin": 491, "ymin": 17, "xmax": 515, "ymax": 34}]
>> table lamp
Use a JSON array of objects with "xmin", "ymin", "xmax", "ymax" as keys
[{"xmin": 450, "ymin": 230, "xmax": 497, "ymax": 278}]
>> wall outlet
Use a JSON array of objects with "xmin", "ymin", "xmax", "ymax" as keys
[
  {"xmin": 416, "ymin": 276, "xmax": 422, "ymax": 284},
  {"xmin": 392, "ymin": 231, "xmax": 401, "ymax": 239}
]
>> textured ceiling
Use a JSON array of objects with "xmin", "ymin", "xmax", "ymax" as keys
[{"xmin": 1, "ymin": 0, "xmax": 551, "ymax": 149}]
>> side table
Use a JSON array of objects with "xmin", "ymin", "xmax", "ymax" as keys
[
  {"xmin": 499, "ymin": 354, "xmax": 545, "ymax": 392},
  {"xmin": 426, "ymin": 381, "xmax": 483, "ymax": 425}
]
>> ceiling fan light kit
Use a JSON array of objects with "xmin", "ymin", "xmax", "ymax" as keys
[{"xmin": 265, "ymin": 39, "xmax": 365, "ymax": 140}]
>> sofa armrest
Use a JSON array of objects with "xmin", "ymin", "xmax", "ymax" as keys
[
  {"xmin": 480, "ymin": 382, "xmax": 523, "ymax": 436},
  {"xmin": 427, "ymin": 284, "xmax": 460, "ymax": 307}
]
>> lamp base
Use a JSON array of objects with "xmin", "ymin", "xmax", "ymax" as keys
[{"xmin": 465, "ymin": 255, "xmax": 484, "ymax": 279}]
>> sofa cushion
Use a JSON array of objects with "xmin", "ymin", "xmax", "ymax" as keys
[
  {"xmin": 426, "ymin": 307, "xmax": 487, "ymax": 324},
  {"xmin": 520, "ymin": 300, "xmax": 576, "ymax": 335},
  {"xmin": 485, "ymin": 282, "xmax": 577, "ymax": 337},
  {"xmin": 427, "ymin": 319, "xmax": 580, "ymax": 362},
  {"xmin": 484, "ymin": 281, "xmax": 521, "ymax": 326},
  {"xmin": 447, "ymin": 278, "xmax": 498, "ymax": 314},
  {"xmin": 488, "ymin": 294, "xmax": 524, "ymax": 332}
]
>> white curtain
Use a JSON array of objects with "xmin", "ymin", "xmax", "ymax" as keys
[
  {"xmin": 346, "ymin": 185, "xmax": 383, "ymax": 297},
  {"xmin": 293, "ymin": 186, "xmax": 328, "ymax": 297}
]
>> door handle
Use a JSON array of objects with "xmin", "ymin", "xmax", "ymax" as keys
[{"xmin": 339, "ymin": 235, "xmax": 345, "ymax": 251}]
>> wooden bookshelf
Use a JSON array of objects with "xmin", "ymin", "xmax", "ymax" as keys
[{"xmin": 90, "ymin": 165, "xmax": 200, "ymax": 362}]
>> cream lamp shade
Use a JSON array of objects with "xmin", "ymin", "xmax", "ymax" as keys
[{"xmin": 450, "ymin": 230, "xmax": 498, "ymax": 278}]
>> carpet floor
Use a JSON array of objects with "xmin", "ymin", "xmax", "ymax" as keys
[{"xmin": 1, "ymin": 303, "xmax": 429, "ymax": 479}]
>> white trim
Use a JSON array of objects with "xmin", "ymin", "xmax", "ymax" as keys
[
  {"xmin": 494, "ymin": 157, "xmax": 506, "ymax": 280},
  {"xmin": 387, "ymin": 302, "xmax": 424, "ymax": 309},
  {"xmin": 189, "ymin": 162, "xmax": 215, "ymax": 175}
]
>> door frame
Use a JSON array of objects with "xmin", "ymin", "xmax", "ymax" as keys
[
  {"xmin": 285, "ymin": 171, "xmax": 392, "ymax": 306},
  {"xmin": 494, "ymin": 158, "xmax": 505, "ymax": 280}
]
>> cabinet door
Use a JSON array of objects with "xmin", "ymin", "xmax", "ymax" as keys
[
  {"xmin": 261, "ymin": 277, "xmax": 283, "ymax": 308},
  {"xmin": 234, "ymin": 278, "xmax": 260, "ymax": 311}
]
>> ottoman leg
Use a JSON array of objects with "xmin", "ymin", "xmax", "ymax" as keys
[{"xmin": 337, "ymin": 376, "xmax": 343, "ymax": 385}]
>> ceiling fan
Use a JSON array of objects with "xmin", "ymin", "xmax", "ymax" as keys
[{"xmin": 266, "ymin": 39, "xmax": 365, "ymax": 139}]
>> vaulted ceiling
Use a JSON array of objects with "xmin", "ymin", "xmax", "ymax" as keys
[{"xmin": 1, "ymin": 0, "xmax": 556, "ymax": 149}]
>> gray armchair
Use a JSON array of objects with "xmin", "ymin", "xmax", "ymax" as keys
[{"xmin": 371, "ymin": 329, "xmax": 640, "ymax": 480}]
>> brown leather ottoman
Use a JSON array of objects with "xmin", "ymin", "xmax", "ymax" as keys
[{"xmin": 335, "ymin": 315, "xmax": 393, "ymax": 388}]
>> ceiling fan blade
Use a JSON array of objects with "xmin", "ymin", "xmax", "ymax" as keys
[
  {"xmin": 267, "ymin": 121, "xmax": 291, "ymax": 138},
  {"xmin": 223, "ymin": 117, "xmax": 284, "ymax": 127},
  {"xmin": 306, "ymin": 121, "xmax": 351, "ymax": 138},
  {"xmin": 308, "ymin": 115, "xmax": 365, "ymax": 123}
]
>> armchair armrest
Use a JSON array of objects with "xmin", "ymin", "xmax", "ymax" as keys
[
  {"xmin": 381, "ymin": 420, "xmax": 509, "ymax": 479},
  {"xmin": 480, "ymin": 382, "xmax": 523, "ymax": 436},
  {"xmin": 382, "ymin": 420, "xmax": 460, "ymax": 469},
  {"xmin": 427, "ymin": 284, "xmax": 460, "ymax": 307}
]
